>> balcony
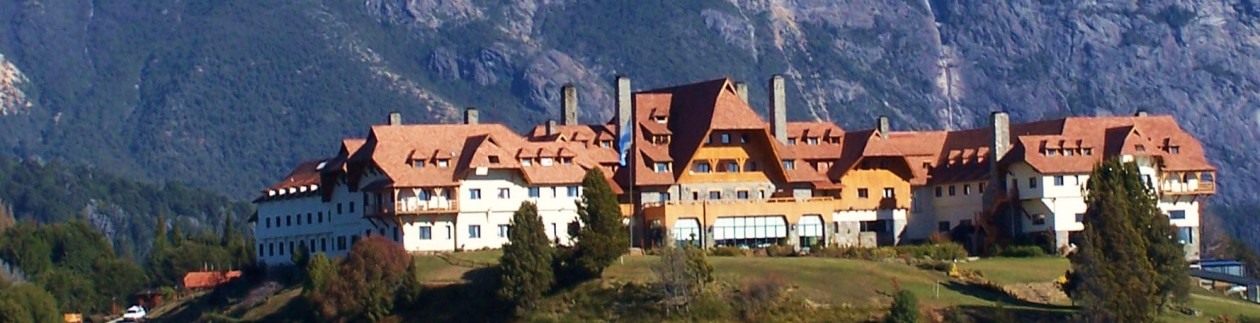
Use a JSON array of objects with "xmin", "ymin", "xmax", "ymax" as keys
[
  {"xmin": 1160, "ymin": 181, "xmax": 1216, "ymax": 195},
  {"xmin": 367, "ymin": 199, "xmax": 460, "ymax": 217}
]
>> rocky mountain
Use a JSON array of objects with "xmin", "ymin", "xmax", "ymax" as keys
[{"xmin": 0, "ymin": 0, "xmax": 1258, "ymax": 240}]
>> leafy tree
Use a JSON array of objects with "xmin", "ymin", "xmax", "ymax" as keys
[
  {"xmin": 498, "ymin": 202, "xmax": 555, "ymax": 314},
  {"xmin": 0, "ymin": 283, "xmax": 60, "ymax": 323},
  {"xmin": 886, "ymin": 289, "xmax": 920, "ymax": 323},
  {"xmin": 36, "ymin": 268, "xmax": 97, "ymax": 313},
  {"xmin": 315, "ymin": 236, "xmax": 410, "ymax": 322},
  {"xmin": 652, "ymin": 235, "xmax": 713, "ymax": 313},
  {"xmin": 304, "ymin": 253, "xmax": 336, "ymax": 298},
  {"xmin": 1069, "ymin": 159, "xmax": 1187, "ymax": 321},
  {"xmin": 0, "ymin": 200, "xmax": 14, "ymax": 234},
  {"xmin": 572, "ymin": 168, "xmax": 630, "ymax": 279},
  {"xmin": 396, "ymin": 258, "xmax": 425, "ymax": 307}
]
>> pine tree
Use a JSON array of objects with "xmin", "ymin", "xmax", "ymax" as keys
[
  {"xmin": 886, "ymin": 289, "xmax": 920, "ymax": 323},
  {"xmin": 153, "ymin": 214, "xmax": 169, "ymax": 253},
  {"xmin": 573, "ymin": 168, "xmax": 630, "ymax": 279},
  {"xmin": 170, "ymin": 220, "xmax": 185, "ymax": 247},
  {"xmin": 498, "ymin": 201, "xmax": 555, "ymax": 314},
  {"xmin": 1070, "ymin": 159, "xmax": 1181, "ymax": 322}
]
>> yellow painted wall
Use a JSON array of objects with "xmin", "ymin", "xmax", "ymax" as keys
[
  {"xmin": 835, "ymin": 168, "xmax": 911, "ymax": 210},
  {"xmin": 678, "ymin": 130, "xmax": 783, "ymax": 184}
]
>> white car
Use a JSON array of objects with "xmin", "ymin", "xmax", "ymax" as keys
[{"xmin": 122, "ymin": 306, "xmax": 146, "ymax": 322}]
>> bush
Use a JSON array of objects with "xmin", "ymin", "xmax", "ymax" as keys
[
  {"xmin": 765, "ymin": 244, "xmax": 795, "ymax": 257},
  {"xmin": 893, "ymin": 243, "xmax": 967, "ymax": 261},
  {"xmin": 708, "ymin": 246, "xmax": 746, "ymax": 257},
  {"xmin": 312, "ymin": 236, "xmax": 411, "ymax": 321},
  {"xmin": 735, "ymin": 274, "xmax": 788, "ymax": 320},
  {"xmin": 886, "ymin": 289, "xmax": 919, "ymax": 323},
  {"xmin": 993, "ymin": 244, "xmax": 1048, "ymax": 258}
]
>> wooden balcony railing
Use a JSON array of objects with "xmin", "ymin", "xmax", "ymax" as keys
[
  {"xmin": 367, "ymin": 199, "xmax": 460, "ymax": 216},
  {"xmin": 1160, "ymin": 181, "xmax": 1216, "ymax": 195}
]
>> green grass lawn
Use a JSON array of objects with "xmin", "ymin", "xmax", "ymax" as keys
[{"xmin": 957, "ymin": 257, "xmax": 1070, "ymax": 284}]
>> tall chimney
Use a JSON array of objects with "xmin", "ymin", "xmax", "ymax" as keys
[
  {"xmin": 388, "ymin": 112, "xmax": 402, "ymax": 126},
  {"xmin": 464, "ymin": 107, "xmax": 479, "ymax": 125},
  {"xmin": 768, "ymin": 75, "xmax": 787, "ymax": 144},
  {"xmin": 990, "ymin": 111, "xmax": 1011, "ymax": 190},
  {"xmin": 1135, "ymin": 110, "xmax": 1149, "ymax": 117},
  {"xmin": 562, "ymin": 84, "xmax": 578, "ymax": 125},
  {"xmin": 546, "ymin": 119, "xmax": 557, "ymax": 137},
  {"xmin": 735, "ymin": 82, "xmax": 749, "ymax": 103},
  {"xmin": 616, "ymin": 76, "xmax": 632, "ymax": 149},
  {"xmin": 877, "ymin": 116, "xmax": 890, "ymax": 139}
]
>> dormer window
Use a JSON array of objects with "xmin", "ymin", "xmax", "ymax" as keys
[
  {"xmin": 787, "ymin": 138, "xmax": 797, "ymax": 145},
  {"xmin": 1169, "ymin": 146, "xmax": 1180, "ymax": 154},
  {"xmin": 1083, "ymin": 148, "xmax": 1093, "ymax": 155},
  {"xmin": 541, "ymin": 158, "xmax": 554, "ymax": 166},
  {"xmin": 1047, "ymin": 149, "xmax": 1058, "ymax": 157},
  {"xmin": 413, "ymin": 159, "xmax": 426, "ymax": 168},
  {"xmin": 740, "ymin": 134, "xmax": 749, "ymax": 144},
  {"xmin": 562, "ymin": 157, "xmax": 573, "ymax": 165},
  {"xmin": 654, "ymin": 162, "xmax": 669, "ymax": 173},
  {"xmin": 437, "ymin": 159, "xmax": 449, "ymax": 168},
  {"xmin": 654, "ymin": 116, "xmax": 667, "ymax": 123},
  {"xmin": 521, "ymin": 159, "xmax": 533, "ymax": 167},
  {"xmin": 783, "ymin": 160, "xmax": 796, "ymax": 170},
  {"xmin": 1064, "ymin": 149, "xmax": 1074, "ymax": 156},
  {"xmin": 693, "ymin": 161, "xmax": 712, "ymax": 173},
  {"xmin": 1135, "ymin": 145, "xmax": 1146, "ymax": 152},
  {"xmin": 488, "ymin": 155, "xmax": 501, "ymax": 164},
  {"xmin": 807, "ymin": 137, "xmax": 819, "ymax": 145},
  {"xmin": 720, "ymin": 133, "xmax": 731, "ymax": 144},
  {"xmin": 600, "ymin": 140, "xmax": 612, "ymax": 148}
]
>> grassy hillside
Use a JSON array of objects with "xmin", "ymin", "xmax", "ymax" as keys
[{"xmin": 157, "ymin": 253, "xmax": 1260, "ymax": 322}]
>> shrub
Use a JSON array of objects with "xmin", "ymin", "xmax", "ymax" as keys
[
  {"xmin": 893, "ymin": 243, "xmax": 967, "ymax": 260},
  {"xmin": 993, "ymin": 244, "xmax": 1047, "ymax": 258},
  {"xmin": 872, "ymin": 247, "xmax": 899, "ymax": 260},
  {"xmin": 735, "ymin": 274, "xmax": 788, "ymax": 320},
  {"xmin": 886, "ymin": 289, "xmax": 919, "ymax": 323},
  {"xmin": 313, "ymin": 236, "xmax": 410, "ymax": 321},
  {"xmin": 765, "ymin": 244, "xmax": 796, "ymax": 257},
  {"xmin": 708, "ymin": 246, "xmax": 745, "ymax": 257}
]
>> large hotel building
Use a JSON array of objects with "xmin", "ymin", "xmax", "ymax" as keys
[{"xmin": 252, "ymin": 76, "xmax": 1216, "ymax": 265}]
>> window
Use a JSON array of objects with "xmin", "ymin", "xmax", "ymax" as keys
[
  {"xmin": 807, "ymin": 137, "xmax": 819, "ymax": 145},
  {"xmin": 469, "ymin": 225, "xmax": 482, "ymax": 239},
  {"xmin": 783, "ymin": 160, "xmax": 795, "ymax": 170},
  {"xmin": 307, "ymin": 213, "xmax": 312, "ymax": 224},
  {"xmin": 488, "ymin": 155, "xmax": 500, "ymax": 164},
  {"xmin": 1170, "ymin": 146, "xmax": 1180, "ymax": 154},
  {"xmin": 720, "ymin": 133, "xmax": 731, "ymax": 144},
  {"xmin": 857, "ymin": 188, "xmax": 869, "ymax": 199},
  {"xmin": 709, "ymin": 191, "xmax": 721, "ymax": 199},
  {"xmin": 1083, "ymin": 148, "xmax": 1093, "ymax": 155},
  {"xmin": 498, "ymin": 188, "xmax": 510, "ymax": 199},
  {"xmin": 1178, "ymin": 227, "xmax": 1194, "ymax": 244},
  {"xmin": 338, "ymin": 236, "xmax": 347, "ymax": 250},
  {"xmin": 297, "ymin": 214, "xmax": 302, "ymax": 225},
  {"xmin": 318, "ymin": 212, "xmax": 323, "ymax": 223},
  {"xmin": 1143, "ymin": 174, "xmax": 1153, "ymax": 189},
  {"xmin": 659, "ymin": 192, "xmax": 671, "ymax": 202},
  {"xmin": 654, "ymin": 162, "xmax": 669, "ymax": 173},
  {"xmin": 349, "ymin": 202, "xmax": 355, "ymax": 213},
  {"xmin": 269, "ymin": 243, "xmax": 274, "ymax": 256},
  {"xmin": 788, "ymin": 138, "xmax": 797, "ymax": 145},
  {"xmin": 469, "ymin": 188, "xmax": 482, "ymax": 200},
  {"xmin": 882, "ymin": 187, "xmax": 895, "ymax": 198},
  {"xmin": 418, "ymin": 226, "xmax": 432, "ymax": 240},
  {"xmin": 266, "ymin": 218, "xmax": 271, "ymax": 228},
  {"xmin": 1028, "ymin": 177, "xmax": 1038, "ymax": 189},
  {"xmin": 285, "ymin": 241, "xmax": 292, "ymax": 256},
  {"xmin": 437, "ymin": 159, "xmax": 450, "ymax": 167},
  {"xmin": 1047, "ymin": 149, "xmax": 1058, "ymax": 157},
  {"xmin": 963, "ymin": 184, "xmax": 971, "ymax": 195},
  {"xmin": 1033, "ymin": 214, "xmax": 1046, "ymax": 225},
  {"xmin": 948, "ymin": 185, "xmax": 956, "ymax": 196},
  {"xmin": 567, "ymin": 186, "xmax": 579, "ymax": 197},
  {"xmin": 528, "ymin": 187, "xmax": 541, "ymax": 198},
  {"xmin": 337, "ymin": 203, "xmax": 343, "ymax": 214},
  {"xmin": 724, "ymin": 161, "xmax": 739, "ymax": 173},
  {"xmin": 259, "ymin": 244, "xmax": 265, "ymax": 257},
  {"xmin": 1169, "ymin": 210, "xmax": 1186, "ymax": 220},
  {"xmin": 1054, "ymin": 176, "xmax": 1065, "ymax": 186},
  {"xmin": 693, "ymin": 161, "xmax": 712, "ymax": 173},
  {"xmin": 521, "ymin": 159, "xmax": 532, "ymax": 166},
  {"xmin": 541, "ymin": 158, "xmax": 554, "ymax": 166},
  {"xmin": 321, "ymin": 238, "xmax": 327, "ymax": 252},
  {"xmin": 1075, "ymin": 213, "xmax": 1085, "ymax": 223},
  {"xmin": 1135, "ymin": 145, "xmax": 1146, "ymax": 152},
  {"xmin": 979, "ymin": 183, "xmax": 985, "ymax": 193},
  {"xmin": 498, "ymin": 225, "xmax": 510, "ymax": 238},
  {"xmin": 744, "ymin": 161, "xmax": 759, "ymax": 172},
  {"xmin": 287, "ymin": 215, "xmax": 292, "ymax": 226},
  {"xmin": 741, "ymin": 134, "xmax": 749, "ymax": 144},
  {"xmin": 935, "ymin": 187, "xmax": 942, "ymax": 197},
  {"xmin": 413, "ymin": 159, "xmax": 425, "ymax": 168},
  {"xmin": 938, "ymin": 221, "xmax": 950, "ymax": 232},
  {"xmin": 737, "ymin": 190, "xmax": 749, "ymax": 199}
]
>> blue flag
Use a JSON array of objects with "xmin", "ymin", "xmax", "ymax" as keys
[{"xmin": 618, "ymin": 130, "xmax": 632, "ymax": 166}]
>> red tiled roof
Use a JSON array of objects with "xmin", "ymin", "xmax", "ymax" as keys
[{"xmin": 183, "ymin": 271, "xmax": 242, "ymax": 290}]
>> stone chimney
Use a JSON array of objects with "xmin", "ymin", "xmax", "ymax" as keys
[
  {"xmin": 546, "ymin": 119, "xmax": 557, "ymax": 137},
  {"xmin": 735, "ymin": 82, "xmax": 749, "ymax": 103},
  {"xmin": 877, "ymin": 116, "xmax": 890, "ymax": 139},
  {"xmin": 616, "ymin": 76, "xmax": 632, "ymax": 149},
  {"xmin": 562, "ymin": 84, "xmax": 578, "ymax": 125},
  {"xmin": 989, "ymin": 111, "xmax": 1010, "ymax": 190},
  {"xmin": 768, "ymin": 75, "xmax": 787, "ymax": 144},
  {"xmin": 464, "ymin": 107, "xmax": 479, "ymax": 125},
  {"xmin": 388, "ymin": 111, "xmax": 402, "ymax": 126},
  {"xmin": 1135, "ymin": 110, "xmax": 1149, "ymax": 117}
]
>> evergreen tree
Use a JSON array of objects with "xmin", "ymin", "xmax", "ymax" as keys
[
  {"xmin": 303, "ymin": 253, "xmax": 335, "ymax": 298},
  {"xmin": 0, "ymin": 200, "xmax": 15, "ymax": 234},
  {"xmin": 498, "ymin": 202, "xmax": 555, "ymax": 314},
  {"xmin": 573, "ymin": 168, "xmax": 630, "ymax": 279},
  {"xmin": 886, "ymin": 289, "xmax": 920, "ymax": 323},
  {"xmin": 170, "ymin": 220, "xmax": 185, "ymax": 247},
  {"xmin": 153, "ymin": 214, "xmax": 169, "ymax": 254},
  {"xmin": 1070, "ymin": 159, "xmax": 1180, "ymax": 322}
]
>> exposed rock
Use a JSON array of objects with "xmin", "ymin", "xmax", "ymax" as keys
[
  {"xmin": 519, "ymin": 50, "xmax": 613, "ymax": 123},
  {"xmin": 0, "ymin": 53, "xmax": 29, "ymax": 116},
  {"xmin": 465, "ymin": 47, "xmax": 511, "ymax": 86},
  {"xmin": 364, "ymin": 0, "xmax": 483, "ymax": 28},
  {"xmin": 428, "ymin": 47, "xmax": 462, "ymax": 81}
]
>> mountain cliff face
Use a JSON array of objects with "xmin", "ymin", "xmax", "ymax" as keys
[{"xmin": 0, "ymin": 0, "xmax": 1258, "ymax": 238}]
